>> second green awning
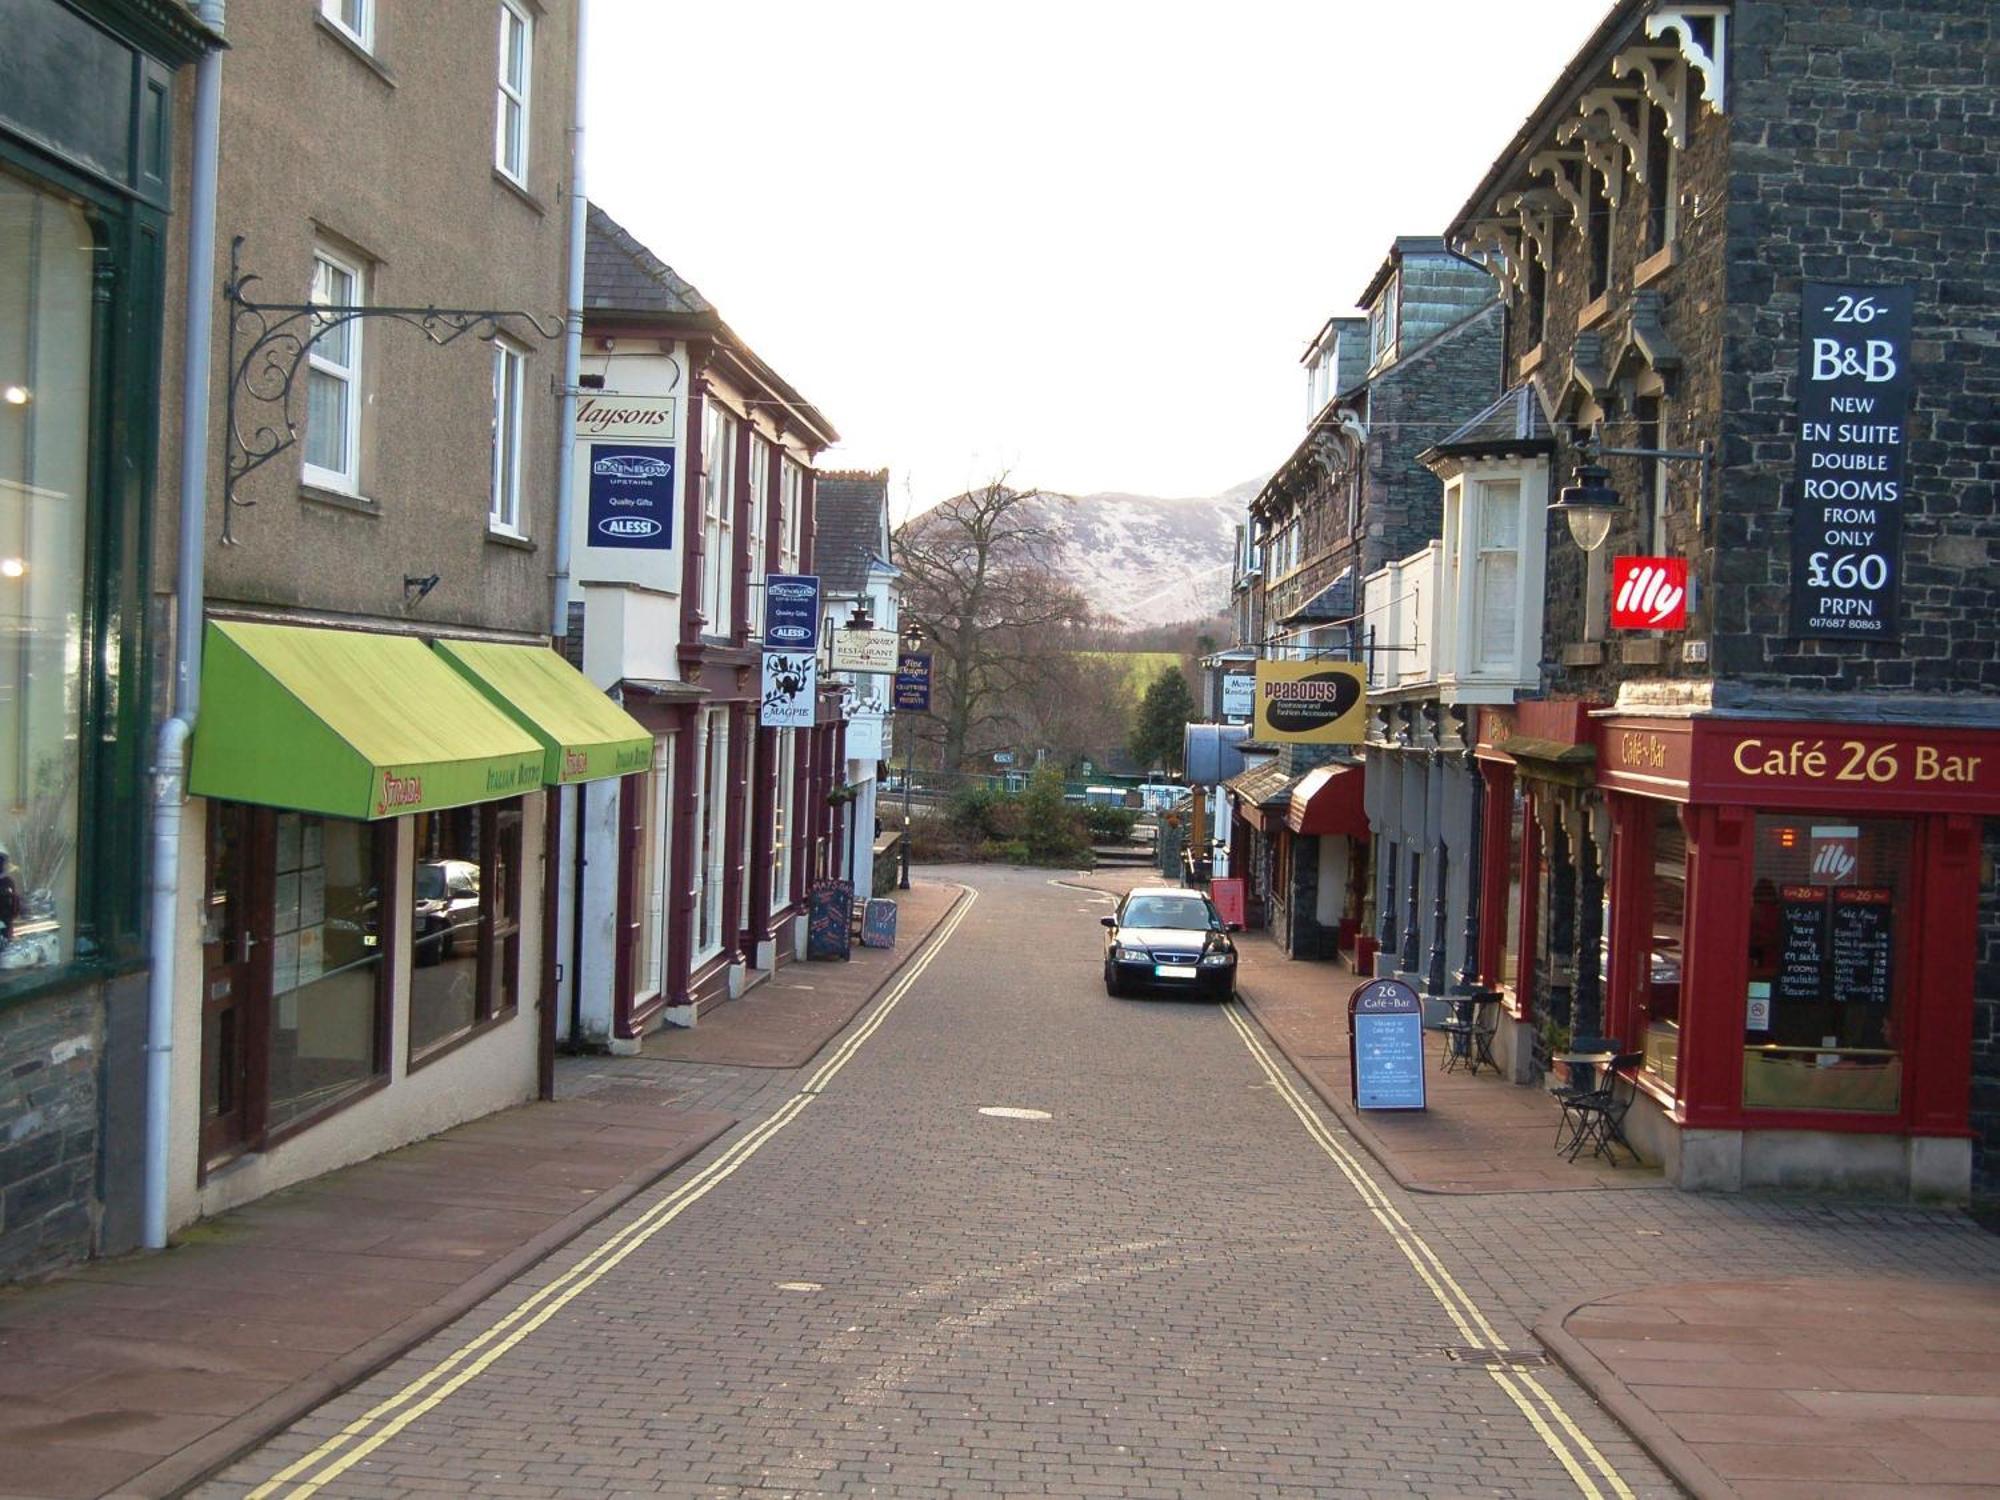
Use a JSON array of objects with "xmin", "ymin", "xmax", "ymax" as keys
[
  {"xmin": 433, "ymin": 639, "xmax": 652, "ymax": 784},
  {"xmin": 190, "ymin": 621, "xmax": 549, "ymax": 819}
]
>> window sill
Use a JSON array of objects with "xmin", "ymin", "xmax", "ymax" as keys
[
  {"xmin": 313, "ymin": 14, "xmax": 396, "ymax": 87},
  {"xmin": 1635, "ymin": 242, "xmax": 1679, "ymax": 289},
  {"xmin": 1620, "ymin": 637, "xmax": 1666, "ymax": 666},
  {"xmin": 408, "ymin": 1006, "xmax": 519, "ymax": 1076},
  {"xmin": 300, "ymin": 484, "xmax": 382, "ymax": 518},
  {"xmin": 1518, "ymin": 342, "xmax": 1546, "ymax": 378},
  {"xmin": 486, "ymin": 526, "xmax": 536, "ymax": 552},
  {"xmin": 1561, "ymin": 641, "xmax": 1605, "ymax": 667},
  {"xmin": 1577, "ymin": 292, "xmax": 1612, "ymax": 332},
  {"xmin": 262, "ymin": 1073, "xmax": 391, "ymax": 1153},
  {"xmin": 492, "ymin": 167, "xmax": 547, "ymax": 216}
]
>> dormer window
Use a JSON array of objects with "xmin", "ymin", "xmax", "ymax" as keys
[{"xmin": 1369, "ymin": 272, "xmax": 1400, "ymax": 369}]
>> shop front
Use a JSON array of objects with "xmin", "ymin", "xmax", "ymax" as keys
[
  {"xmin": 175, "ymin": 621, "xmax": 645, "ymax": 1225},
  {"xmin": 1280, "ymin": 763, "xmax": 1369, "ymax": 963},
  {"xmin": 1590, "ymin": 714, "xmax": 1999, "ymax": 1199}
]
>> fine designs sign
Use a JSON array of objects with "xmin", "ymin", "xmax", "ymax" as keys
[
  {"xmin": 1251, "ymin": 660, "xmax": 1366, "ymax": 744},
  {"xmin": 587, "ymin": 443, "xmax": 675, "ymax": 549},
  {"xmin": 759, "ymin": 651, "xmax": 816, "ymax": 728},
  {"xmin": 1790, "ymin": 282, "xmax": 1914, "ymax": 638},
  {"xmin": 893, "ymin": 652, "xmax": 932, "ymax": 712}
]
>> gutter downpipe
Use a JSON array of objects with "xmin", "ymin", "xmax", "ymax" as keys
[
  {"xmin": 550, "ymin": 0, "xmax": 589, "ymax": 1062},
  {"xmin": 146, "ymin": 0, "xmax": 225, "ymax": 1251}
]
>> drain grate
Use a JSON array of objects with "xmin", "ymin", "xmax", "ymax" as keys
[{"xmin": 1440, "ymin": 1347, "xmax": 1550, "ymax": 1368}]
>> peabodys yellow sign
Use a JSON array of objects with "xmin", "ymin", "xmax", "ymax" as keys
[{"xmin": 1252, "ymin": 660, "xmax": 1367, "ymax": 744}]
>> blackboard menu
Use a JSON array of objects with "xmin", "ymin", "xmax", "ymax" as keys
[
  {"xmin": 1775, "ymin": 885, "xmax": 1828, "ymax": 1004},
  {"xmin": 1829, "ymin": 887, "xmax": 1893, "ymax": 1006},
  {"xmin": 807, "ymin": 879, "xmax": 854, "ymax": 961}
]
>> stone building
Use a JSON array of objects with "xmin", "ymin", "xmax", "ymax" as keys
[
  {"xmin": 1234, "ymin": 239, "xmax": 1502, "ymax": 966},
  {"xmin": 1443, "ymin": 0, "xmax": 1998, "ymax": 1198}
]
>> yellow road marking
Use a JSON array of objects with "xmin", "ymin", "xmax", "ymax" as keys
[
  {"xmin": 1222, "ymin": 1003, "xmax": 1634, "ymax": 1500},
  {"xmin": 247, "ymin": 888, "xmax": 979, "ymax": 1500}
]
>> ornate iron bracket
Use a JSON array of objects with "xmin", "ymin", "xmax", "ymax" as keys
[{"xmin": 222, "ymin": 236, "xmax": 564, "ymax": 543}]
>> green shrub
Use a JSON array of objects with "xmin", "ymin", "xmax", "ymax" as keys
[
  {"xmin": 947, "ymin": 783, "xmax": 1017, "ymax": 840},
  {"xmin": 1083, "ymin": 804, "xmax": 1138, "ymax": 841},
  {"xmin": 1020, "ymin": 765, "xmax": 1089, "ymax": 865}
]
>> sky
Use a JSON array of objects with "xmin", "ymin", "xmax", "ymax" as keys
[{"xmin": 587, "ymin": 0, "xmax": 1614, "ymax": 518}]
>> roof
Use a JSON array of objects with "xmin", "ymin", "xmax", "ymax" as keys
[
  {"xmin": 813, "ymin": 471, "xmax": 891, "ymax": 595},
  {"xmin": 1280, "ymin": 570, "xmax": 1355, "ymax": 627},
  {"xmin": 584, "ymin": 205, "xmax": 715, "ymax": 320},
  {"xmin": 1358, "ymin": 235, "xmax": 1450, "ymax": 310},
  {"xmin": 1223, "ymin": 760, "xmax": 1292, "ymax": 809},
  {"xmin": 1419, "ymin": 384, "xmax": 1556, "ymax": 468}
]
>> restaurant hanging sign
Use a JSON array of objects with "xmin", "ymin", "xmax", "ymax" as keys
[
  {"xmin": 830, "ymin": 628, "xmax": 899, "ymax": 674},
  {"xmin": 1252, "ymin": 660, "xmax": 1366, "ymax": 745},
  {"xmin": 1790, "ymin": 282, "xmax": 1914, "ymax": 640}
]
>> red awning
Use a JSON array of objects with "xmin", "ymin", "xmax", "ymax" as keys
[{"xmin": 1286, "ymin": 763, "xmax": 1368, "ymax": 837}]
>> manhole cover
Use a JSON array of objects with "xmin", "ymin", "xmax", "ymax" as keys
[{"xmin": 978, "ymin": 1106, "xmax": 1052, "ymax": 1120}]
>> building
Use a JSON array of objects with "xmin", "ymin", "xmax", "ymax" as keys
[
  {"xmin": 565, "ymin": 206, "xmax": 839, "ymax": 1042},
  {"xmin": 1443, "ymin": 0, "xmax": 1999, "ymax": 1199},
  {"xmin": 0, "ymin": 0, "xmax": 219, "ymax": 1279},
  {"xmin": 1233, "ymin": 239, "xmax": 1502, "ymax": 968},
  {"xmin": 814, "ymin": 471, "xmax": 902, "ymax": 901}
]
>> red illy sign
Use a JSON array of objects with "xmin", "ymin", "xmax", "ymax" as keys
[{"xmin": 1611, "ymin": 556, "xmax": 1689, "ymax": 629}]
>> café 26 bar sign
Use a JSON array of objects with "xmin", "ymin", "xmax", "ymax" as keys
[{"xmin": 1790, "ymin": 282, "xmax": 1914, "ymax": 639}]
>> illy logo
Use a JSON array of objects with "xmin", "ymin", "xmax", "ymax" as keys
[{"xmin": 1611, "ymin": 557, "xmax": 1689, "ymax": 629}]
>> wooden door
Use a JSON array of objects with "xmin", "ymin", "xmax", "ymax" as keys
[{"xmin": 200, "ymin": 802, "xmax": 270, "ymax": 1166}]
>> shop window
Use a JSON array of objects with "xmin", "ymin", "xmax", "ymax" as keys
[
  {"xmin": 0, "ymin": 169, "xmax": 90, "ymax": 975},
  {"xmin": 1744, "ymin": 816, "xmax": 1909, "ymax": 1113},
  {"xmin": 738, "ymin": 728, "xmax": 756, "ymax": 933},
  {"xmin": 201, "ymin": 806, "xmax": 390, "ymax": 1160},
  {"xmin": 1501, "ymin": 784, "xmax": 1531, "ymax": 995},
  {"xmin": 1629, "ymin": 803, "xmax": 1686, "ymax": 1089},
  {"xmin": 408, "ymin": 799, "xmax": 523, "ymax": 1061},
  {"xmin": 696, "ymin": 708, "xmax": 728, "ymax": 959},
  {"xmin": 773, "ymin": 733, "xmax": 797, "ymax": 912}
]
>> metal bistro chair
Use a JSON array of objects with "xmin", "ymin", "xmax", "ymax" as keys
[
  {"xmin": 1465, "ymin": 991, "xmax": 1503, "ymax": 1077},
  {"xmin": 1436, "ymin": 998, "xmax": 1476, "ymax": 1074},
  {"xmin": 1567, "ymin": 1052, "xmax": 1647, "ymax": 1164},
  {"xmin": 1550, "ymin": 1043, "xmax": 1617, "ymax": 1157}
]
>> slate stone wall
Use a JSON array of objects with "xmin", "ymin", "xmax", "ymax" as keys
[{"xmin": 0, "ymin": 987, "xmax": 102, "ymax": 1280}]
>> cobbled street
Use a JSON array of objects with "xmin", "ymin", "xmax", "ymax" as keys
[{"xmin": 199, "ymin": 866, "xmax": 2000, "ymax": 1499}]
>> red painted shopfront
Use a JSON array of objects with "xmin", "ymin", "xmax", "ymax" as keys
[{"xmin": 1476, "ymin": 701, "xmax": 2000, "ymax": 1197}]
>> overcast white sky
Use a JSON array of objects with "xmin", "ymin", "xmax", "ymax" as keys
[{"xmin": 587, "ymin": 1, "xmax": 1612, "ymax": 517}]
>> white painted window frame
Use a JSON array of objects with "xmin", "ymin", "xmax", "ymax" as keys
[
  {"xmin": 304, "ymin": 246, "xmax": 364, "ymax": 494},
  {"xmin": 321, "ymin": 0, "xmax": 372, "ymax": 51},
  {"xmin": 495, "ymin": 0, "xmax": 534, "ymax": 185},
  {"xmin": 488, "ymin": 335, "xmax": 527, "ymax": 535}
]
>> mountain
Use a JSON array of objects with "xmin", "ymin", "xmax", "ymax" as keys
[{"xmin": 1030, "ymin": 477, "xmax": 1262, "ymax": 628}]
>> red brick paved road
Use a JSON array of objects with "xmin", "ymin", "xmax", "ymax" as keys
[{"xmin": 187, "ymin": 865, "xmax": 2000, "ymax": 1499}]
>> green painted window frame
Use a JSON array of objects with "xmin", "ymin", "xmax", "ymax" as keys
[{"xmin": 0, "ymin": 26, "xmax": 177, "ymax": 1008}]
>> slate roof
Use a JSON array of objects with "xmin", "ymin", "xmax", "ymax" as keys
[
  {"xmin": 1223, "ymin": 759, "xmax": 1292, "ymax": 809},
  {"xmin": 1280, "ymin": 569, "xmax": 1355, "ymax": 626},
  {"xmin": 1419, "ymin": 383, "xmax": 1555, "ymax": 468},
  {"xmin": 814, "ymin": 470, "xmax": 890, "ymax": 596},
  {"xmin": 584, "ymin": 205, "xmax": 715, "ymax": 320}
]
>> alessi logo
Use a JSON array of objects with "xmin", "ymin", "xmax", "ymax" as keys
[{"xmin": 1611, "ymin": 556, "xmax": 1689, "ymax": 629}]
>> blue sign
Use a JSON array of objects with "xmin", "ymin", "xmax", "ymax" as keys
[
  {"xmin": 1349, "ymin": 978, "xmax": 1426, "ymax": 1111},
  {"xmin": 587, "ymin": 443, "xmax": 675, "ymax": 549},
  {"xmin": 894, "ymin": 651, "xmax": 932, "ymax": 712},
  {"xmin": 765, "ymin": 573, "xmax": 820, "ymax": 649}
]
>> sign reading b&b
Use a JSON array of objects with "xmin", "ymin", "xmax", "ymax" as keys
[{"xmin": 1252, "ymin": 660, "xmax": 1366, "ymax": 744}]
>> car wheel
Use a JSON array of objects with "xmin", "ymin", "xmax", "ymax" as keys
[{"xmin": 1104, "ymin": 965, "xmax": 1125, "ymax": 998}]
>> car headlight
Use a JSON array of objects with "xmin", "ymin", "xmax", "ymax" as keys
[
  {"xmin": 1200, "ymin": 951, "xmax": 1234, "ymax": 967},
  {"xmin": 1113, "ymin": 946, "xmax": 1150, "ymax": 962}
]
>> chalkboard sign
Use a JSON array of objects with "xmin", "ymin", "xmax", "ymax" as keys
[
  {"xmin": 861, "ymin": 898, "xmax": 898, "ymax": 949},
  {"xmin": 1348, "ymin": 978, "xmax": 1426, "ymax": 1111},
  {"xmin": 1829, "ymin": 886, "xmax": 1893, "ymax": 1006},
  {"xmin": 807, "ymin": 879, "xmax": 854, "ymax": 961},
  {"xmin": 1776, "ymin": 885, "xmax": 1829, "ymax": 1004}
]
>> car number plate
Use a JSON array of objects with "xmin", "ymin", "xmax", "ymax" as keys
[{"xmin": 1155, "ymin": 964, "xmax": 1198, "ymax": 979}]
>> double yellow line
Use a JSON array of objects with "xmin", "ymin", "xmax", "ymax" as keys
[
  {"xmin": 1221, "ymin": 1004, "xmax": 1635, "ymax": 1500},
  {"xmin": 246, "ymin": 888, "xmax": 978, "ymax": 1500}
]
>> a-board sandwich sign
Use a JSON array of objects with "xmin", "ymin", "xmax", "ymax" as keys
[
  {"xmin": 1348, "ymin": 977, "xmax": 1426, "ymax": 1111},
  {"xmin": 1253, "ymin": 660, "xmax": 1366, "ymax": 744},
  {"xmin": 1790, "ymin": 282, "xmax": 1915, "ymax": 639},
  {"xmin": 765, "ymin": 574, "xmax": 821, "ymax": 651}
]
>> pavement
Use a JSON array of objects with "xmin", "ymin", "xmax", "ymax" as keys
[
  {"xmin": 0, "ymin": 883, "xmax": 964, "ymax": 1500},
  {"xmin": 1074, "ymin": 864, "xmax": 2000, "ymax": 1499}
]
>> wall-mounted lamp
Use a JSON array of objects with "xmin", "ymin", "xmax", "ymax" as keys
[
  {"xmin": 0, "ymin": 558, "xmax": 25, "ymax": 579},
  {"xmin": 3, "ymin": 385, "xmax": 30, "ymax": 407},
  {"xmin": 845, "ymin": 599, "xmax": 875, "ymax": 632},
  {"xmin": 901, "ymin": 620, "xmax": 924, "ymax": 653},
  {"xmin": 1551, "ymin": 422, "xmax": 1716, "ymax": 552}
]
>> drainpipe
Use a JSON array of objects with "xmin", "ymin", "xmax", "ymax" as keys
[{"xmin": 145, "ymin": 0, "xmax": 225, "ymax": 1252}]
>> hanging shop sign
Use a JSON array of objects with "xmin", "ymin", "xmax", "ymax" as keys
[
  {"xmin": 575, "ymin": 394, "xmax": 677, "ymax": 440},
  {"xmin": 1221, "ymin": 672, "xmax": 1255, "ymax": 720},
  {"xmin": 1790, "ymin": 282, "xmax": 1915, "ymax": 639},
  {"xmin": 829, "ymin": 627, "xmax": 899, "ymax": 673},
  {"xmin": 1610, "ymin": 556, "xmax": 1689, "ymax": 630},
  {"xmin": 893, "ymin": 651, "xmax": 932, "ymax": 712},
  {"xmin": 586, "ymin": 443, "xmax": 676, "ymax": 549},
  {"xmin": 764, "ymin": 573, "xmax": 820, "ymax": 650},
  {"xmin": 1348, "ymin": 977, "xmax": 1426, "ymax": 1111},
  {"xmin": 759, "ymin": 651, "xmax": 816, "ymax": 728},
  {"xmin": 1252, "ymin": 660, "xmax": 1366, "ymax": 744}
]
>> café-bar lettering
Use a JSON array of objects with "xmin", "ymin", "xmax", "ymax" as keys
[{"xmin": 1729, "ymin": 736, "xmax": 1982, "ymax": 785}]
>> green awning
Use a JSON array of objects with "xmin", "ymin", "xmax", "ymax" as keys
[
  {"xmin": 190, "ymin": 621, "xmax": 549, "ymax": 820},
  {"xmin": 433, "ymin": 640, "xmax": 652, "ymax": 784}
]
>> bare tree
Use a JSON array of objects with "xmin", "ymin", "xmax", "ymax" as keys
[{"xmin": 894, "ymin": 477, "xmax": 1093, "ymax": 771}]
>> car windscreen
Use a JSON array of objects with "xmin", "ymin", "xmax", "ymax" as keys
[
  {"xmin": 415, "ymin": 865, "xmax": 448, "ymax": 901},
  {"xmin": 1121, "ymin": 896, "xmax": 1218, "ymax": 930}
]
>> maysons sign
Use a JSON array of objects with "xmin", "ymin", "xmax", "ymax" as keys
[
  {"xmin": 1251, "ymin": 660, "xmax": 1366, "ymax": 745},
  {"xmin": 1790, "ymin": 282, "xmax": 1914, "ymax": 639}
]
